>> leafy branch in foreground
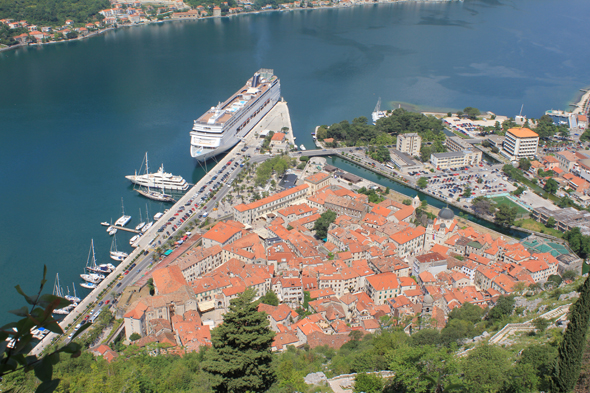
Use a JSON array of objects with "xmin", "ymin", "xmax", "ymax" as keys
[{"xmin": 0, "ymin": 265, "xmax": 91, "ymax": 393}]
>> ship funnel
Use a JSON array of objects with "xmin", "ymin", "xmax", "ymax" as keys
[{"xmin": 252, "ymin": 72, "xmax": 260, "ymax": 88}]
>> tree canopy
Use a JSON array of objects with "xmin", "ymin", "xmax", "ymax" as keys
[
  {"xmin": 313, "ymin": 210, "xmax": 337, "ymax": 240},
  {"xmin": 494, "ymin": 204, "xmax": 517, "ymax": 227},
  {"xmin": 0, "ymin": 0, "xmax": 109, "ymax": 27},
  {"xmin": 203, "ymin": 289, "xmax": 276, "ymax": 393}
]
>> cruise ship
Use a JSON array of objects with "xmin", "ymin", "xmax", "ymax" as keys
[{"xmin": 190, "ymin": 69, "xmax": 281, "ymax": 162}]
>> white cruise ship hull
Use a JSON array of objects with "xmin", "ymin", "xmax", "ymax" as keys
[{"xmin": 190, "ymin": 69, "xmax": 281, "ymax": 162}]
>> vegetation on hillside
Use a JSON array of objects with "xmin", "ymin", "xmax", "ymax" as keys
[{"xmin": 0, "ymin": 0, "xmax": 109, "ymax": 27}]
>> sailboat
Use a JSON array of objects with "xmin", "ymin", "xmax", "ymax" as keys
[
  {"xmin": 52, "ymin": 274, "xmax": 72, "ymax": 315},
  {"xmin": 135, "ymin": 208, "xmax": 146, "ymax": 231},
  {"xmin": 65, "ymin": 283, "xmax": 81, "ymax": 303},
  {"xmin": 140, "ymin": 203, "xmax": 154, "ymax": 233},
  {"xmin": 82, "ymin": 240, "xmax": 108, "ymax": 277},
  {"xmin": 107, "ymin": 218, "xmax": 117, "ymax": 235},
  {"xmin": 115, "ymin": 197, "xmax": 131, "ymax": 227},
  {"xmin": 136, "ymin": 186, "xmax": 176, "ymax": 203},
  {"xmin": 110, "ymin": 234, "xmax": 128, "ymax": 262}
]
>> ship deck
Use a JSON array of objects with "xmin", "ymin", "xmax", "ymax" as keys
[{"xmin": 195, "ymin": 77, "xmax": 274, "ymax": 127}]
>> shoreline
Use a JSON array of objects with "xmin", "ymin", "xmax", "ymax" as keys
[{"xmin": 0, "ymin": 0, "xmax": 454, "ymax": 53}]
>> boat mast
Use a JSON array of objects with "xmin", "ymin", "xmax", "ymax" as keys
[
  {"xmin": 72, "ymin": 283, "xmax": 77, "ymax": 299},
  {"xmin": 121, "ymin": 197, "xmax": 125, "ymax": 216}
]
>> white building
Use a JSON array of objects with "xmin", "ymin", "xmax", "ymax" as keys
[
  {"xmin": 430, "ymin": 150, "xmax": 482, "ymax": 170},
  {"xmin": 396, "ymin": 133, "xmax": 422, "ymax": 156},
  {"xmin": 501, "ymin": 127, "xmax": 539, "ymax": 161}
]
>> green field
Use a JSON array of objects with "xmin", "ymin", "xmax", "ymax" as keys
[{"xmin": 490, "ymin": 195, "xmax": 529, "ymax": 215}]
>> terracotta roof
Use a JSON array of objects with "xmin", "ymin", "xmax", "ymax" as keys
[
  {"xmin": 152, "ymin": 265, "xmax": 188, "ymax": 295},
  {"xmin": 305, "ymin": 172, "xmax": 330, "ymax": 184},
  {"xmin": 202, "ymin": 221, "xmax": 242, "ymax": 244},
  {"xmin": 390, "ymin": 226, "xmax": 425, "ymax": 245},
  {"xmin": 507, "ymin": 127, "xmax": 538, "ymax": 138},
  {"xmin": 234, "ymin": 184, "xmax": 308, "ymax": 212},
  {"xmin": 271, "ymin": 132, "xmax": 286, "ymax": 141},
  {"xmin": 366, "ymin": 272, "xmax": 399, "ymax": 291}
]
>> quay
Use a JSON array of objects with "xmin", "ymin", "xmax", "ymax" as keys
[
  {"xmin": 31, "ymin": 99, "xmax": 293, "ymax": 356},
  {"xmin": 112, "ymin": 225, "xmax": 140, "ymax": 234}
]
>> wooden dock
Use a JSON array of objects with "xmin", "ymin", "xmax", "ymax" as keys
[{"xmin": 112, "ymin": 225, "xmax": 140, "ymax": 234}]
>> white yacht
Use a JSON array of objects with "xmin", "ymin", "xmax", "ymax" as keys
[
  {"xmin": 299, "ymin": 144, "xmax": 306, "ymax": 151},
  {"xmin": 80, "ymin": 282, "xmax": 97, "ymax": 290},
  {"xmin": 371, "ymin": 97, "xmax": 389, "ymax": 125},
  {"xmin": 190, "ymin": 69, "xmax": 281, "ymax": 162},
  {"xmin": 107, "ymin": 226, "xmax": 117, "ymax": 236},
  {"xmin": 80, "ymin": 273, "xmax": 104, "ymax": 284},
  {"xmin": 129, "ymin": 234, "xmax": 140, "ymax": 245},
  {"xmin": 154, "ymin": 212, "xmax": 164, "ymax": 221},
  {"xmin": 141, "ymin": 221, "xmax": 153, "ymax": 233},
  {"xmin": 126, "ymin": 152, "xmax": 189, "ymax": 191}
]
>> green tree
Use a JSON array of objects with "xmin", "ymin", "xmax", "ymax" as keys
[
  {"xmin": 129, "ymin": 332, "xmax": 141, "ymax": 341},
  {"xmin": 518, "ymin": 158, "xmax": 531, "ymax": 171},
  {"xmin": 472, "ymin": 196, "xmax": 496, "ymax": 216},
  {"xmin": 259, "ymin": 289, "xmax": 279, "ymax": 306},
  {"xmin": 463, "ymin": 187, "xmax": 472, "ymax": 198},
  {"xmin": 354, "ymin": 373, "xmax": 383, "ymax": 393},
  {"xmin": 486, "ymin": 295, "xmax": 515, "ymax": 322},
  {"xmin": 544, "ymin": 178, "xmax": 559, "ymax": 194},
  {"xmin": 313, "ymin": 210, "xmax": 337, "ymax": 239},
  {"xmin": 417, "ymin": 177, "xmax": 428, "ymax": 189},
  {"xmin": 532, "ymin": 318, "xmax": 549, "ymax": 332},
  {"xmin": 463, "ymin": 107, "xmax": 481, "ymax": 120},
  {"xmin": 462, "ymin": 344, "xmax": 510, "ymax": 392},
  {"xmin": 551, "ymin": 276, "xmax": 590, "ymax": 392},
  {"xmin": 546, "ymin": 216, "xmax": 556, "ymax": 228},
  {"xmin": 494, "ymin": 204, "xmax": 517, "ymax": 227},
  {"xmin": 203, "ymin": 289, "xmax": 275, "ymax": 393}
]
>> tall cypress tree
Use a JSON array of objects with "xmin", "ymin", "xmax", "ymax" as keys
[
  {"xmin": 202, "ymin": 289, "xmax": 276, "ymax": 393},
  {"xmin": 551, "ymin": 276, "xmax": 590, "ymax": 392}
]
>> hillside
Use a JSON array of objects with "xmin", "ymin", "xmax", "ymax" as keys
[{"xmin": 0, "ymin": 0, "xmax": 109, "ymax": 27}]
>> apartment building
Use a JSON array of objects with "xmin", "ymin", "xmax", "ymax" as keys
[
  {"xmin": 430, "ymin": 150, "xmax": 482, "ymax": 170},
  {"xmin": 501, "ymin": 127, "xmax": 539, "ymax": 161},
  {"xmin": 233, "ymin": 184, "xmax": 309, "ymax": 224},
  {"xmin": 396, "ymin": 133, "xmax": 422, "ymax": 156}
]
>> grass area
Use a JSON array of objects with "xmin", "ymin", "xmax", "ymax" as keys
[
  {"xmin": 451, "ymin": 130, "xmax": 470, "ymax": 139},
  {"xmin": 490, "ymin": 195, "xmax": 529, "ymax": 215},
  {"xmin": 515, "ymin": 218, "xmax": 563, "ymax": 238}
]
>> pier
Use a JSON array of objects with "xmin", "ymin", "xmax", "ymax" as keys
[{"xmin": 112, "ymin": 225, "xmax": 140, "ymax": 234}]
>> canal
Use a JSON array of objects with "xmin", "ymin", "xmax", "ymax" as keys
[{"xmin": 326, "ymin": 156, "xmax": 529, "ymax": 239}]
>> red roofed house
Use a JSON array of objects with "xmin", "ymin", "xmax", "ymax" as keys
[
  {"xmin": 520, "ymin": 258, "xmax": 558, "ymax": 283},
  {"xmin": 365, "ymin": 272, "xmax": 400, "ymax": 305},
  {"xmin": 202, "ymin": 221, "xmax": 243, "ymax": 248},
  {"xmin": 390, "ymin": 226, "xmax": 426, "ymax": 258},
  {"xmin": 91, "ymin": 344, "xmax": 118, "ymax": 363},
  {"xmin": 304, "ymin": 172, "xmax": 331, "ymax": 194},
  {"xmin": 233, "ymin": 184, "xmax": 309, "ymax": 225}
]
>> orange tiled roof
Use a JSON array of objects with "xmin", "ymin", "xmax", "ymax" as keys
[
  {"xmin": 507, "ymin": 127, "xmax": 538, "ymax": 138},
  {"xmin": 234, "ymin": 184, "xmax": 308, "ymax": 212}
]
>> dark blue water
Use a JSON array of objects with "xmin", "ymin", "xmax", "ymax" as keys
[{"xmin": 1, "ymin": 0, "xmax": 589, "ymax": 323}]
